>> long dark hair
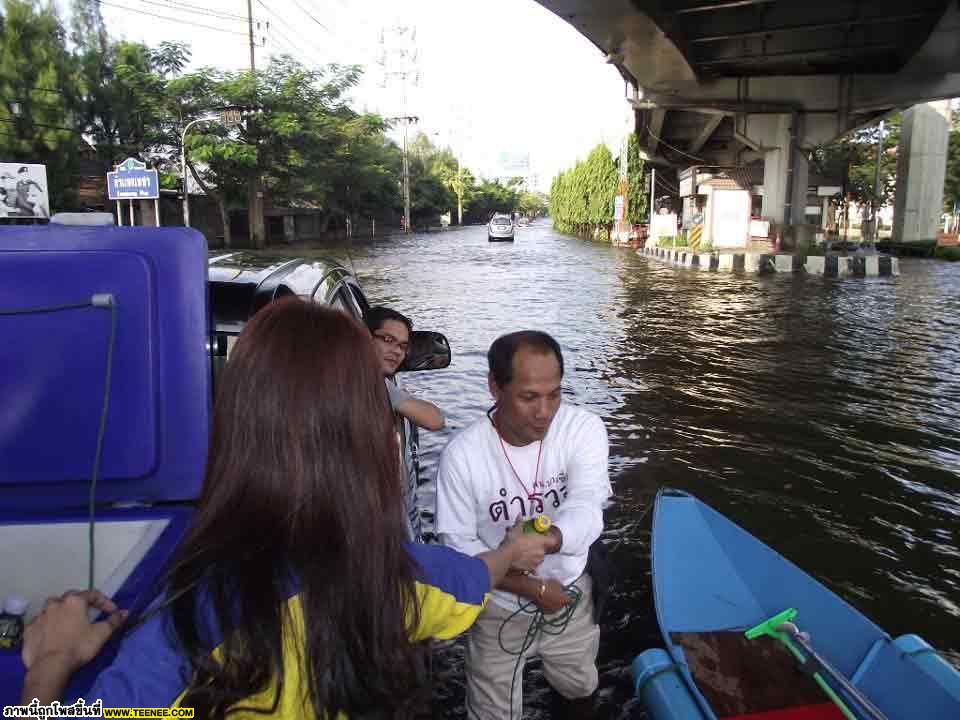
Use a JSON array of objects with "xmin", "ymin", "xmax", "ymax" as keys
[{"xmin": 164, "ymin": 298, "xmax": 424, "ymax": 718}]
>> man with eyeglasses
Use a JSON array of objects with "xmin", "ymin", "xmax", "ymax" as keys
[
  {"xmin": 366, "ymin": 306, "xmax": 445, "ymax": 432},
  {"xmin": 366, "ymin": 307, "xmax": 445, "ymax": 541}
]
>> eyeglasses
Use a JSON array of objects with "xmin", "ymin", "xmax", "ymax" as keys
[{"xmin": 373, "ymin": 331, "xmax": 409, "ymax": 353}]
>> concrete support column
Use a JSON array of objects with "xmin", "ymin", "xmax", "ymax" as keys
[
  {"xmin": 893, "ymin": 100, "xmax": 952, "ymax": 244},
  {"xmin": 759, "ymin": 113, "xmax": 809, "ymax": 227}
]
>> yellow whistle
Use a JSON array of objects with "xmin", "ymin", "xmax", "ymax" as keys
[{"xmin": 523, "ymin": 515, "xmax": 551, "ymax": 534}]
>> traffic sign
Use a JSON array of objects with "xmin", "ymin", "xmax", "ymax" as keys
[{"xmin": 107, "ymin": 158, "xmax": 159, "ymax": 200}]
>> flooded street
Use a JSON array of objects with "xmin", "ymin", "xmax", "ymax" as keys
[{"xmin": 308, "ymin": 221, "xmax": 960, "ymax": 717}]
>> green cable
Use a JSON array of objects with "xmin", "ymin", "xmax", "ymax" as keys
[
  {"xmin": 0, "ymin": 297, "xmax": 117, "ymax": 592},
  {"xmin": 495, "ymin": 580, "xmax": 583, "ymax": 720}
]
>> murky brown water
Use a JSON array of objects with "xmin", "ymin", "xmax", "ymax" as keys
[{"xmin": 297, "ymin": 221, "xmax": 960, "ymax": 718}]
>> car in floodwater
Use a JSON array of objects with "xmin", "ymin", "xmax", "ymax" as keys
[
  {"xmin": 207, "ymin": 251, "xmax": 452, "ymax": 541},
  {"xmin": 488, "ymin": 213, "xmax": 515, "ymax": 242}
]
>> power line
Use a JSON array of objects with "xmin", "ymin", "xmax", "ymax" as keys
[
  {"xmin": 263, "ymin": 25, "xmax": 323, "ymax": 67},
  {"xmin": 647, "ymin": 127, "xmax": 706, "ymax": 164},
  {"xmin": 288, "ymin": 0, "xmax": 331, "ymax": 33},
  {"xmin": 95, "ymin": 0, "xmax": 250, "ymax": 35},
  {"xmin": 0, "ymin": 117, "xmax": 83, "ymax": 134},
  {"xmin": 256, "ymin": 0, "xmax": 329, "ymax": 63},
  {"xmin": 656, "ymin": 176, "xmax": 679, "ymax": 193},
  {"xmin": 138, "ymin": 0, "xmax": 248, "ymax": 22}
]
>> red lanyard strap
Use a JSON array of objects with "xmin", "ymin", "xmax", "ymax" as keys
[{"xmin": 497, "ymin": 430, "xmax": 542, "ymax": 500}]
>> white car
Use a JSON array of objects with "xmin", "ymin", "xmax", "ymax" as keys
[{"xmin": 488, "ymin": 214, "xmax": 515, "ymax": 242}]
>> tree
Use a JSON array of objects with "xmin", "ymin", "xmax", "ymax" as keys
[
  {"xmin": 549, "ymin": 142, "xmax": 619, "ymax": 238},
  {"xmin": 464, "ymin": 179, "xmax": 518, "ymax": 223},
  {"xmin": 518, "ymin": 189, "xmax": 547, "ymax": 218},
  {"xmin": 810, "ymin": 116, "xmax": 901, "ymax": 234},
  {"xmin": 626, "ymin": 133, "xmax": 648, "ymax": 224},
  {"xmin": 944, "ymin": 113, "xmax": 960, "ymax": 215},
  {"xmin": 0, "ymin": 0, "xmax": 82, "ymax": 209}
]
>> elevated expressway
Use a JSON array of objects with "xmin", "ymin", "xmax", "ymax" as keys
[{"xmin": 536, "ymin": 0, "xmax": 960, "ymax": 241}]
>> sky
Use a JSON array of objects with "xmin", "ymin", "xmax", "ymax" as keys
[{"xmin": 88, "ymin": 0, "xmax": 634, "ymax": 191}]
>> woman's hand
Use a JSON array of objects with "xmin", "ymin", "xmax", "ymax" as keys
[
  {"xmin": 23, "ymin": 590, "xmax": 128, "ymax": 673},
  {"xmin": 500, "ymin": 521, "xmax": 553, "ymax": 572}
]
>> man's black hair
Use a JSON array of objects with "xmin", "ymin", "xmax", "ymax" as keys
[
  {"xmin": 365, "ymin": 306, "xmax": 413, "ymax": 335},
  {"xmin": 488, "ymin": 331, "xmax": 564, "ymax": 387}
]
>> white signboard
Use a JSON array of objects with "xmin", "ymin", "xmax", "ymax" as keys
[
  {"xmin": 614, "ymin": 195, "xmax": 624, "ymax": 221},
  {"xmin": 679, "ymin": 176, "xmax": 694, "ymax": 197},
  {"xmin": 710, "ymin": 189, "xmax": 750, "ymax": 248},
  {"xmin": 750, "ymin": 219, "xmax": 770, "ymax": 238},
  {"xmin": 652, "ymin": 212, "xmax": 678, "ymax": 239},
  {"xmin": 0, "ymin": 163, "xmax": 50, "ymax": 218}
]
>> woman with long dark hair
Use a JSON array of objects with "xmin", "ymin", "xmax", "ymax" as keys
[{"xmin": 21, "ymin": 298, "xmax": 551, "ymax": 717}]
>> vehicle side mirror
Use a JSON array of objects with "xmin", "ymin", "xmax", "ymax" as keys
[{"xmin": 400, "ymin": 331, "xmax": 451, "ymax": 372}]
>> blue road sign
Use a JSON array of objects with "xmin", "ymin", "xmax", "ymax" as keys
[{"xmin": 107, "ymin": 158, "xmax": 159, "ymax": 200}]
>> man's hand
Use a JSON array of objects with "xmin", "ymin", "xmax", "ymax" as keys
[
  {"xmin": 535, "ymin": 579, "xmax": 573, "ymax": 614},
  {"xmin": 22, "ymin": 590, "xmax": 128, "ymax": 673}
]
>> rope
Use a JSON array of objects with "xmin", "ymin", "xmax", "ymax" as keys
[
  {"xmin": 0, "ymin": 296, "xmax": 117, "ymax": 591},
  {"xmin": 497, "ymin": 579, "xmax": 583, "ymax": 720}
]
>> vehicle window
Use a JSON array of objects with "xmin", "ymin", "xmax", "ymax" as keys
[
  {"xmin": 349, "ymin": 284, "xmax": 370, "ymax": 317},
  {"xmin": 328, "ymin": 291, "xmax": 350, "ymax": 316},
  {"xmin": 330, "ymin": 285, "xmax": 362, "ymax": 319}
]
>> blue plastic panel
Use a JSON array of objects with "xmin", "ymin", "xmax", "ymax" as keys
[
  {"xmin": 0, "ymin": 226, "xmax": 210, "ymax": 510},
  {"xmin": 0, "ymin": 506, "xmax": 194, "ymax": 707}
]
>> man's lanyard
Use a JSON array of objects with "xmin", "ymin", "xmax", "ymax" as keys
[{"xmin": 488, "ymin": 408, "xmax": 542, "ymax": 501}]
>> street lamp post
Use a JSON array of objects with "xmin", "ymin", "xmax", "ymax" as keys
[
  {"xmin": 181, "ymin": 107, "xmax": 259, "ymax": 228},
  {"xmin": 181, "ymin": 116, "xmax": 217, "ymax": 228}
]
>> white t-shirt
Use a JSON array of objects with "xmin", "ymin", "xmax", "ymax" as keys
[{"xmin": 436, "ymin": 403, "xmax": 611, "ymax": 611}]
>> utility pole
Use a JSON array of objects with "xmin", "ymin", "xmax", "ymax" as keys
[
  {"xmin": 871, "ymin": 120, "xmax": 885, "ymax": 246},
  {"xmin": 245, "ymin": 0, "xmax": 266, "ymax": 247},
  {"xmin": 247, "ymin": 0, "xmax": 256, "ymax": 73},
  {"xmin": 379, "ymin": 25, "xmax": 420, "ymax": 233}
]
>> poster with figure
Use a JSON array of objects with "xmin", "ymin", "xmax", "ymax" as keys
[{"xmin": 0, "ymin": 163, "xmax": 50, "ymax": 219}]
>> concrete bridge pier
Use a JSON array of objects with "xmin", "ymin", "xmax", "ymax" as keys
[
  {"xmin": 893, "ymin": 101, "xmax": 953, "ymax": 245},
  {"xmin": 747, "ymin": 113, "xmax": 811, "ymax": 239}
]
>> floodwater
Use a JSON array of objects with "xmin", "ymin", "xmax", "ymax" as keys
[{"xmin": 315, "ymin": 221, "xmax": 960, "ymax": 718}]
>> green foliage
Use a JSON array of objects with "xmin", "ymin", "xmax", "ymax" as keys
[
  {"xmin": 657, "ymin": 236, "xmax": 680, "ymax": 248},
  {"xmin": 549, "ymin": 139, "xmax": 642, "ymax": 237},
  {"xmin": 0, "ymin": 4, "xmax": 483, "ymax": 239},
  {"xmin": 0, "ymin": 0, "xmax": 81, "ymax": 208},
  {"xmin": 944, "ymin": 113, "xmax": 960, "ymax": 214},
  {"xmin": 626, "ymin": 133, "xmax": 647, "ymax": 224},
  {"xmin": 934, "ymin": 245, "xmax": 960, "ymax": 261},
  {"xmin": 405, "ymin": 132, "xmax": 457, "ymax": 222},
  {"xmin": 464, "ymin": 179, "xmax": 518, "ymax": 223},
  {"xmin": 518, "ymin": 189, "xmax": 548, "ymax": 218},
  {"xmin": 811, "ymin": 117, "xmax": 901, "ymax": 209}
]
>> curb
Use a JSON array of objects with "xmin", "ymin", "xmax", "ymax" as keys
[{"xmin": 637, "ymin": 246, "xmax": 900, "ymax": 277}]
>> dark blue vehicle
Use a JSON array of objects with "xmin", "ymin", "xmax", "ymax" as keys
[{"xmin": 0, "ymin": 225, "xmax": 449, "ymax": 703}]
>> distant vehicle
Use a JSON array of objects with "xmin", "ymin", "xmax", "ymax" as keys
[{"xmin": 488, "ymin": 213, "xmax": 515, "ymax": 242}]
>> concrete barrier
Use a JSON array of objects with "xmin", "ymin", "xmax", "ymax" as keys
[{"xmin": 639, "ymin": 246, "xmax": 899, "ymax": 278}]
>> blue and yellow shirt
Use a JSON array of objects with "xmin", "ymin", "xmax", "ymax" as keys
[{"xmin": 83, "ymin": 543, "xmax": 489, "ymax": 715}]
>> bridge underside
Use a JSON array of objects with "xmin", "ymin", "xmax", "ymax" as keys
[{"xmin": 536, "ymin": 0, "xmax": 959, "ymax": 237}]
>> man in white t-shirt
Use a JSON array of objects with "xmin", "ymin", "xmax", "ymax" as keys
[{"xmin": 436, "ymin": 330, "xmax": 611, "ymax": 720}]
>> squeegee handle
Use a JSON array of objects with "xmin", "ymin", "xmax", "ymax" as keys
[
  {"xmin": 781, "ymin": 638, "xmax": 858, "ymax": 720},
  {"xmin": 785, "ymin": 631, "xmax": 889, "ymax": 720}
]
